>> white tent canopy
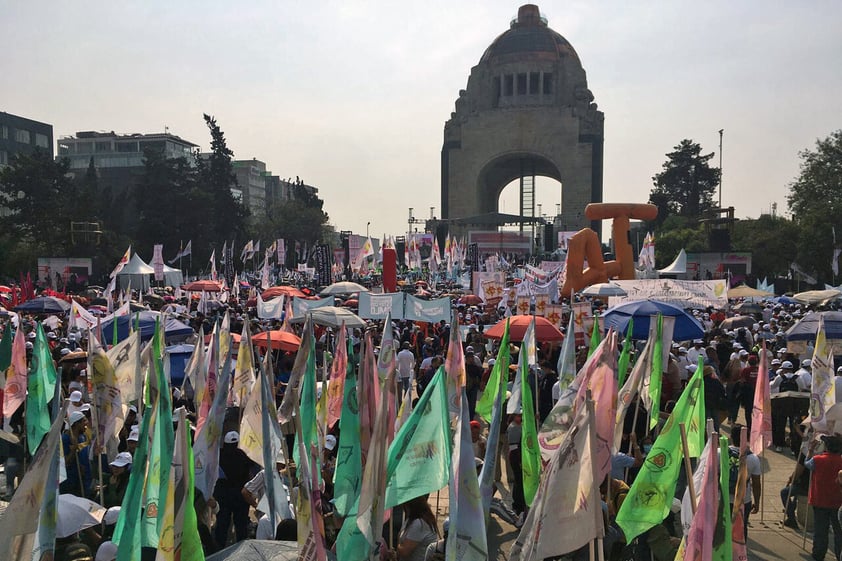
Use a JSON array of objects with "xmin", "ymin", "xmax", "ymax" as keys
[
  {"xmin": 658, "ymin": 248, "xmax": 687, "ymax": 275},
  {"xmin": 116, "ymin": 253, "xmax": 154, "ymax": 291},
  {"xmin": 162, "ymin": 263, "xmax": 184, "ymax": 288}
]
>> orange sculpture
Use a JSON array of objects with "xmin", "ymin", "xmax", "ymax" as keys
[{"xmin": 559, "ymin": 203, "xmax": 658, "ymax": 296}]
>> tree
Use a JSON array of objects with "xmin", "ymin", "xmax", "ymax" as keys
[
  {"xmin": 254, "ymin": 184, "xmax": 331, "ymax": 255},
  {"xmin": 787, "ymin": 130, "xmax": 842, "ymax": 282},
  {"xmin": 133, "ymin": 148, "xmax": 198, "ymax": 258},
  {"xmin": 732, "ymin": 215, "xmax": 799, "ymax": 280},
  {"xmin": 649, "ymin": 140, "xmax": 721, "ymax": 220},
  {"xmin": 196, "ymin": 114, "xmax": 249, "ymax": 258},
  {"xmin": 0, "ymin": 149, "xmax": 78, "ymax": 256}
]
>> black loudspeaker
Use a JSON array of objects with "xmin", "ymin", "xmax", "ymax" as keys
[
  {"xmin": 709, "ymin": 229, "xmax": 731, "ymax": 252},
  {"xmin": 544, "ymin": 223, "xmax": 555, "ymax": 252},
  {"xmin": 395, "ymin": 237, "xmax": 406, "ymax": 267}
]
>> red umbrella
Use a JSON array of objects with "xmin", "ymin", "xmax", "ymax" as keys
[
  {"xmin": 342, "ymin": 298, "xmax": 359, "ymax": 308},
  {"xmin": 262, "ymin": 285, "xmax": 306, "ymax": 299},
  {"xmin": 0, "ymin": 286, "xmax": 12, "ymax": 293},
  {"xmin": 458, "ymin": 294, "xmax": 484, "ymax": 306},
  {"xmin": 183, "ymin": 280, "xmax": 223, "ymax": 292},
  {"xmin": 484, "ymin": 315, "xmax": 565, "ymax": 342},
  {"xmin": 252, "ymin": 330, "xmax": 302, "ymax": 352}
]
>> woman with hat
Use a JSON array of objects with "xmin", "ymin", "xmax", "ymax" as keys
[
  {"xmin": 103, "ymin": 452, "xmax": 132, "ymax": 507},
  {"xmin": 61, "ymin": 411, "xmax": 92, "ymax": 497}
]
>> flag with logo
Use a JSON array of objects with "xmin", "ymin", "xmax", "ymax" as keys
[
  {"xmin": 616, "ymin": 357, "xmax": 706, "ymax": 542},
  {"xmin": 332, "ymin": 362, "xmax": 361, "ymax": 519},
  {"xmin": 807, "ymin": 316, "xmax": 835, "ymax": 432},
  {"xmin": 3, "ymin": 327, "xmax": 27, "ymax": 426},
  {"xmin": 326, "ymin": 322, "xmax": 349, "ymax": 430},
  {"xmin": 510, "ymin": 402, "xmax": 600, "ymax": 561},
  {"xmin": 110, "ymin": 246, "xmax": 131, "ymax": 278},
  {"xmin": 193, "ymin": 334, "xmax": 233, "ymax": 501},
  {"xmin": 444, "ymin": 317, "xmax": 466, "ymax": 417},
  {"xmin": 89, "ymin": 333, "xmax": 124, "ymax": 455},
  {"xmin": 384, "ymin": 367, "xmax": 451, "ymax": 509},
  {"xmin": 0, "ymin": 403, "xmax": 65, "ymax": 560},
  {"xmin": 155, "ymin": 406, "xmax": 203, "ymax": 561},
  {"xmin": 256, "ymin": 291, "xmax": 285, "ymax": 319}
]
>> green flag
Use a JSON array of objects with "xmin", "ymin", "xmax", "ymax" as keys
[
  {"xmin": 521, "ymin": 319, "xmax": 542, "ymax": 506},
  {"xmin": 27, "ymin": 323, "xmax": 57, "ymax": 454},
  {"xmin": 383, "ymin": 366, "xmax": 451, "ymax": 509},
  {"xmin": 648, "ymin": 314, "xmax": 664, "ymax": 430},
  {"xmin": 588, "ymin": 317, "xmax": 601, "ymax": 357},
  {"xmin": 114, "ymin": 368, "xmax": 154, "ymax": 560},
  {"xmin": 142, "ymin": 321, "xmax": 174, "ymax": 548},
  {"xmin": 617, "ymin": 318, "xmax": 634, "ymax": 387},
  {"xmin": 476, "ymin": 319, "xmax": 510, "ymax": 422},
  {"xmin": 616, "ymin": 357, "xmax": 705, "ymax": 542},
  {"xmin": 295, "ymin": 320, "xmax": 317, "ymax": 467},
  {"xmin": 685, "ymin": 357, "xmax": 707, "ymax": 458},
  {"xmin": 332, "ymin": 363, "xmax": 361, "ymax": 518},
  {"xmin": 713, "ymin": 435, "xmax": 733, "ymax": 561}
]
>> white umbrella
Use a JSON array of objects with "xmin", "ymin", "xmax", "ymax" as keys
[
  {"xmin": 581, "ymin": 282, "xmax": 628, "ymax": 297},
  {"xmin": 57, "ymin": 494, "xmax": 106, "ymax": 538},
  {"xmin": 319, "ymin": 281, "xmax": 369, "ymax": 296}
]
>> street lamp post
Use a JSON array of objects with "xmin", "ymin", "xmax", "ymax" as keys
[
  {"xmin": 366, "ymin": 221, "xmax": 370, "ymax": 238},
  {"xmin": 718, "ymin": 129, "xmax": 724, "ymax": 208}
]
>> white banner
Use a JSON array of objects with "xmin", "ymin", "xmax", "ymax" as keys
[
  {"xmin": 607, "ymin": 279, "xmax": 727, "ymax": 309},
  {"xmin": 152, "ymin": 244, "xmax": 165, "ymax": 281}
]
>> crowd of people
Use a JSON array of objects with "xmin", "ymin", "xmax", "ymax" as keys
[{"xmin": 2, "ymin": 279, "xmax": 842, "ymax": 561}]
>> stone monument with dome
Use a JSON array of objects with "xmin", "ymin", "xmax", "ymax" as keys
[{"xmin": 441, "ymin": 4, "xmax": 604, "ymax": 241}]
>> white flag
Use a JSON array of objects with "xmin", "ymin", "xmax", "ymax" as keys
[
  {"xmin": 510, "ymin": 403, "xmax": 600, "ymax": 560},
  {"xmin": 256, "ymin": 292, "xmax": 285, "ymax": 320}
]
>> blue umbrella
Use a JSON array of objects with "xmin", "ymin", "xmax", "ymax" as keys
[
  {"xmin": 14, "ymin": 296, "xmax": 71, "ymax": 314},
  {"xmin": 601, "ymin": 299, "xmax": 705, "ymax": 341},
  {"xmin": 785, "ymin": 311, "xmax": 842, "ymax": 342}
]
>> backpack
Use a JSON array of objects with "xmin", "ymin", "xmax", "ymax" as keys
[
  {"xmin": 779, "ymin": 374, "xmax": 799, "ymax": 393},
  {"xmin": 727, "ymin": 446, "xmax": 741, "ymax": 495}
]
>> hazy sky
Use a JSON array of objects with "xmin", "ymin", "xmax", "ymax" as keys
[{"xmin": 3, "ymin": 1, "xmax": 842, "ymax": 241}]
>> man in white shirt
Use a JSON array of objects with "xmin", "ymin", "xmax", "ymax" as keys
[
  {"xmin": 687, "ymin": 340, "xmax": 704, "ymax": 365},
  {"xmin": 796, "ymin": 359, "xmax": 812, "ymax": 392},
  {"xmin": 396, "ymin": 341, "xmax": 416, "ymax": 394}
]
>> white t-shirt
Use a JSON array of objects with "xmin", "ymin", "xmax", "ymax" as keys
[
  {"xmin": 796, "ymin": 370, "xmax": 812, "ymax": 391},
  {"xmin": 397, "ymin": 349, "xmax": 416, "ymax": 379},
  {"xmin": 400, "ymin": 518, "xmax": 438, "ymax": 561}
]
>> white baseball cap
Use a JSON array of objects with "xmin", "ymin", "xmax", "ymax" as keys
[
  {"xmin": 70, "ymin": 390, "xmax": 83, "ymax": 402},
  {"xmin": 128, "ymin": 427, "xmax": 140, "ymax": 441},
  {"xmin": 324, "ymin": 434, "xmax": 337, "ymax": 451},
  {"xmin": 224, "ymin": 431, "xmax": 240, "ymax": 444},
  {"xmin": 68, "ymin": 411, "xmax": 86, "ymax": 426},
  {"xmin": 103, "ymin": 507, "xmax": 121, "ymax": 526},
  {"xmin": 781, "ymin": 361, "xmax": 794, "ymax": 369},
  {"xmin": 109, "ymin": 451, "xmax": 133, "ymax": 468},
  {"xmin": 95, "ymin": 540, "xmax": 118, "ymax": 561},
  {"xmin": 802, "ymin": 359, "xmax": 813, "ymax": 368}
]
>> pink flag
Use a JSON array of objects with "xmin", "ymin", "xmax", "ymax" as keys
[
  {"xmin": 731, "ymin": 426, "xmax": 749, "ymax": 560},
  {"xmin": 326, "ymin": 323, "xmax": 348, "ymax": 430},
  {"xmin": 2, "ymin": 328, "xmax": 28, "ymax": 425},
  {"xmin": 444, "ymin": 317, "xmax": 465, "ymax": 417},
  {"xmin": 750, "ymin": 339, "xmax": 772, "ymax": 455},
  {"xmin": 358, "ymin": 332, "xmax": 377, "ymax": 465},
  {"xmin": 575, "ymin": 329, "xmax": 618, "ymax": 482},
  {"xmin": 683, "ymin": 437, "xmax": 719, "ymax": 561}
]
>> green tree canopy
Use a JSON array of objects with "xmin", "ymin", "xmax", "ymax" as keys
[
  {"xmin": 0, "ymin": 149, "xmax": 79, "ymax": 255},
  {"xmin": 649, "ymin": 139, "xmax": 721, "ymax": 220},
  {"xmin": 787, "ymin": 130, "xmax": 842, "ymax": 281}
]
